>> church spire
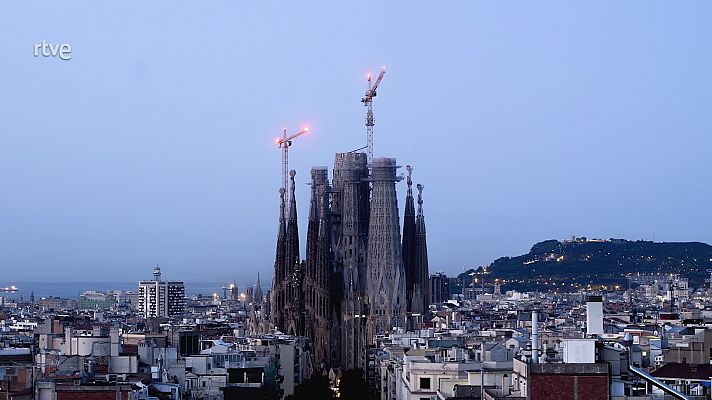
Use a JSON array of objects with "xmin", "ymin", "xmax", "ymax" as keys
[
  {"xmin": 305, "ymin": 169, "xmax": 321, "ymax": 287},
  {"xmin": 285, "ymin": 170, "xmax": 305, "ymax": 336},
  {"xmin": 402, "ymin": 165, "xmax": 417, "ymax": 313},
  {"xmin": 271, "ymin": 187, "xmax": 287, "ymax": 330},
  {"xmin": 413, "ymin": 184, "xmax": 430, "ymax": 315},
  {"xmin": 286, "ymin": 170, "xmax": 300, "ymax": 276}
]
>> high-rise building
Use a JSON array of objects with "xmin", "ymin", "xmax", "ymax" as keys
[
  {"xmin": 230, "ymin": 281, "xmax": 239, "ymax": 302},
  {"xmin": 137, "ymin": 266, "xmax": 185, "ymax": 318},
  {"xmin": 254, "ymin": 273, "xmax": 263, "ymax": 304},
  {"xmin": 430, "ymin": 272, "xmax": 449, "ymax": 304}
]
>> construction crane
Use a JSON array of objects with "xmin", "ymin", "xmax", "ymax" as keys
[
  {"xmin": 361, "ymin": 66, "xmax": 386, "ymax": 165},
  {"xmin": 276, "ymin": 126, "xmax": 309, "ymax": 210}
]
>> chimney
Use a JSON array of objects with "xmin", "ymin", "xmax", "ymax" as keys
[
  {"xmin": 110, "ymin": 326, "xmax": 121, "ymax": 357},
  {"xmin": 64, "ymin": 327, "xmax": 72, "ymax": 355},
  {"xmin": 531, "ymin": 310, "xmax": 540, "ymax": 364},
  {"xmin": 52, "ymin": 319, "xmax": 63, "ymax": 334}
]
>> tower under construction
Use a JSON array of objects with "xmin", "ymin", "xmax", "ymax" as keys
[
  {"xmin": 303, "ymin": 166, "xmax": 334, "ymax": 369},
  {"xmin": 366, "ymin": 158, "xmax": 407, "ymax": 335},
  {"xmin": 272, "ymin": 155, "xmax": 430, "ymax": 372},
  {"xmin": 269, "ymin": 68, "xmax": 430, "ymax": 373}
]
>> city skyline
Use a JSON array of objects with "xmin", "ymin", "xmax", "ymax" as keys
[
  {"xmin": 2, "ymin": 3, "xmax": 712, "ymax": 399},
  {"xmin": 2, "ymin": 1, "xmax": 712, "ymax": 282}
]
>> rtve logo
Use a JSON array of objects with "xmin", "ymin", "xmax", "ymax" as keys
[{"xmin": 33, "ymin": 41, "xmax": 72, "ymax": 61}]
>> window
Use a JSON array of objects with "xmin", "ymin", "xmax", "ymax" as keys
[{"xmin": 419, "ymin": 377, "xmax": 431, "ymax": 390}]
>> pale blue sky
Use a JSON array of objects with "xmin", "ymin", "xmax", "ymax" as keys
[{"xmin": 1, "ymin": 2, "xmax": 711, "ymax": 284}]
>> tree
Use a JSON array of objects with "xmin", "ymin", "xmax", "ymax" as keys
[
  {"xmin": 287, "ymin": 374, "xmax": 333, "ymax": 400},
  {"xmin": 338, "ymin": 369, "xmax": 375, "ymax": 400}
]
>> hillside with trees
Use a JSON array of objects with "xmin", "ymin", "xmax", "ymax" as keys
[{"xmin": 457, "ymin": 238, "xmax": 712, "ymax": 292}]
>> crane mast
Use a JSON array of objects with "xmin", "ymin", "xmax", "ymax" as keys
[
  {"xmin": 276, "ymin": 127, "xmax": 308, "ymax": 214},
  {"xmin": 362, "ymin": 66, "xmax": 386, "ymax": 165}
]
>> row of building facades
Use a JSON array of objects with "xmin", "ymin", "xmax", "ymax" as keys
[{"xmin": 2, "ymin": 270, "xmax": 712, "ymax": 399}]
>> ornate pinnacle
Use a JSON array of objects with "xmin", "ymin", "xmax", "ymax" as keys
[
  {"xmin": 289, "ymin": 171, "xmax": 297, "ymax": 207},
  {"xmin": 279, "ymin": 188, "xmax": 286, "ymax": 217},
  {"xmin": 288, "ymin": 170, "xmax": 297, "ymax": 218},
  {"xmin": 406, "ymin": 165, "xmax": 413, "ymax": 196},
  {"xmin": 288, "ymin": 168, "xmax": 298, "ymax": 219},
  {"xmin": 417, "ymin": 184, "xmax": 424, "ymax": 207}
]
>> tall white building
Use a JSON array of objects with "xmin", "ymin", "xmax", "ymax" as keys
[
  {"xmin": 586, "ymin": 295, "xmax": 604, "ymax": 336},
  {"xmin": 138, "ymin": 265, "xmax": 185, "ymax": 318}
]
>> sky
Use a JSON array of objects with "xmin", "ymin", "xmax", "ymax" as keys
[{"xmin": 1, "ymin": 2, "xmax": 711, "ymax": 285}]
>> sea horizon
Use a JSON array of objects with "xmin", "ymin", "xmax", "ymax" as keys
[{"xmin": 0, "ymin": 281, "xmax": 267, "ymax": 300}]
